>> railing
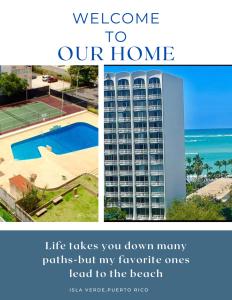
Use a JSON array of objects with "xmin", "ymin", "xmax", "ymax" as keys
[
  {"xmin": 133, "ymin": 84, "xmax": 145, "ymax": 89},
  {"xmin": 105, "ymin": 181, "xmax": 118, "ymax": 187},
  {"xmin": 133, "ymin": 106, "xmax": 146, "ymax": 111},
  {"xmin": 149, "ymin": 138, "xmax": 163, "ymax": 143},
  {"xmin": 120, "ymin": 192, "xmax": 133, "ymax": 197},
  {"xmin": 151, "ymin": 192, "xmax": 164, "ymax": 197},
  {"xmin": 119, "ymin": 149, "xmax": 132, "ymax": 155},
  {"xmin": 135, "ymin": 170, "xmax": 148, "ymax": 175},
  {"xmin": 148, "ymin": 94, "xmax": 161, "ymax": 100},
  {"xmin": 121, "ymin": 203, "xmax": 133, "ymax": 208},
  {"xmin": 118, "ymin": 128, "xmax": 131, "ymax": 133},
  {"xmin": 120, "ymin": 181, "xmax": 133, "ymax": 187},
  {"xmin": 134, "ymin": 127, "xmax": 147, "ymax": 133},
  {"xmin": 105, "ymin": 192, "xmax": 118, "ymax": 197},
  {"xmin": 151, "ymin": 203, "xmax": 165, "ymax": 208},
  {"xmin": 150, "ymin": 170, "xmax": 164, "ymax": 175},
  {"xmin": 136, "ymin": 203, "xmax": 149, "ymax": 208},
  {"xmin": 104, "ymin": 128, "xmax": 116, "ymax": 133},
  {"xmin": 133, "ymin": 117, "xmax": 147, "ymax": 122},
  {"xmin": 117, "ymin": 96, "xmax": 130, "ymax": 100},
  {"xmin": 104, "ymin": 139, "xmax": 117, "ymax": 144},
  {"xmin": 149, "ymin": 116, "xmax": 162, "ymax": 122},
  {"xmin": 148, "ymin": 105, "xmax": 162, "ymax": 110},
  {"xmin": 136, "ymin": 192, "xmax": 149, "ymax": 197},
  {"xmin": 104, "ymin": 118, "xmax": 116, "ymax": 123},
  {"xmin": 148, "ymin": 83, "xmax": 161, "ymax": 89},
  {"xmin": 104, "ymin": 149, "xmax": 117, "ymax": 155},
  {"xmin": 133, "ymin": 95, "xmax": 146, "ymax": 100},
  {"xmin": 104, "ymin": 107, "xmax": 115, "ymax": 112},
  {"xmin": 136, "ymin": 215, "xmax": 149, "ymax": 220},
  {"xmin": 118, "ymin": 139, "xmax": 132, "ymax": 144},
  {"xmin": 150, "ymin": 149, "xmax": 163, "ymax": 154},
  {"xmin": 119, "ymin": 160, "xmax": 132, "ymax": 165},
  {"xmin": 150, "ymin": 181, "xmax": 164, "ymax": 186},
  {"xmin": 107, "ymin": 202, "xmax": 119, "ymax": 208},
  {"xmin": 134, "ymin": 149, "xmax": 148, "ymax": 155},
  {"xmin": 136, "ymin": 182, "xmax": 149, "ymax": 187},
  {"xmin": 105, "ymin": 170, "xmax": 118, "ymax": 176},
  {"xmin": 134, "ymin": 138, "xmax": 147, "ymax": 144},
  {"xmin": 119, "ymin": 170, "xmax": 133, "ymax": 176},
  {"xmin": 117, "ymin": 106, "xmax": 131, "ymax": 112},
  {"xmin": 151, "ymin": 215, "xmax": 164, "ymax": 220},
  {"xmin": 118, "ymin": 117, "xmax": 131, "ymax": 122},
  {"xmin": 104, "ymin": 85, "xmax": 115, "ymax": 91},
  {"xmin": 117, "ymin": 85, "xmax": 130, "ymax": 90},
  {"xmin": 105, "ymin": 160, "xmax": 118, "ymax": 165},
  {"xmin": 105, "ymin": 96, "xmax": 115, "ymax": 101},
  {"xmin": 149, "ymin": 127, "xmax": 163, "ymax": 132}
]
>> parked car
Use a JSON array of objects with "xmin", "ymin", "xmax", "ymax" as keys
[
  {"xmin": 42, "ymin": 75, "xmax": 50, "ymax": 81},
  {"xmin": 32, "ymin": 73, "xmax": 37, "ymax": 79},
  {"xmin": 47, "ymin": 76, "xmax": 58, "ymax": 83}
]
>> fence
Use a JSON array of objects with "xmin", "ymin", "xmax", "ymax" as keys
[
  {"xmin": 0, "ymin": 86, "xmax": 49, "ymax": 105},
  {"xmin": 50, "ymin": 89, "xmax": 98, "ymax": 109},
  {"xmin": 0, "ymin": 187, "xmax": 33, "ymax": 222}
]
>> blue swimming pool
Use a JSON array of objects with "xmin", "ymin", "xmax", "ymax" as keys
[{"xmin": 11, "ymin": 122, "xmax": 98, "ymax": 160}]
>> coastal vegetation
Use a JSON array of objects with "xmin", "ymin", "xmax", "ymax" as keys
[
  {"xmin": 186, "ymin": 154, "xmax": 232, "ymax": 195},
  {"xmin": 167, "ymin": 194, "xmax": 232, "ymax": 221}
]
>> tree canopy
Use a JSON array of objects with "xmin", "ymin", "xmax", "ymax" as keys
[
  {"xmin": 67, "ymin": 66, "xmax": 98, "ymax": 87},
  {"xmin": 166, "ymin": 195, "xmax": 231, "ymax": 221},
  {"xmin": 104, "ymin": 207, "xmax": 127, "ymax": 221},
  {"xmin": 0, "ymin": 72, "xmax": 28, "ymax": 96}
]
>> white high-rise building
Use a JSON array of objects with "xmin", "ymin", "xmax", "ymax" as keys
[{"xmin": 104, "ymin": 70, "xmax": 186, "ymax": 221}]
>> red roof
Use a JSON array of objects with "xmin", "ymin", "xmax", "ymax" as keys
[{"xmin": 9, "ymin": 175, "xmax": 31, "ymax": 192}]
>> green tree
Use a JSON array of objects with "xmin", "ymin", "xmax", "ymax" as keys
[
  {"xmin": 20, "ymin": 187, "xmax": 40, "ymax": 213},
  {"xmin": 203, "ymin": 163, "xmax": 211, "ymax": 177},
  {"xmin": 222, "ymin": 160, "xmax": 228, "ymax": 172},
  {"xmin": 104, "ymin": 207, "xmax": 127, "ymax": 221},
  {"xmin": 167, "ymin": 196, "xmax": 224, "ymax": 221},
  {"xmin": 215, "ymin": 160, "xmax": 223, "ymax": 174},
  {"xmin": 186, "ymin": 157, "xmax": 192, "ymax": 167},
  {"xmin": 0, "ymin": 72, "xmax": 28, "ymax": 96},
  {"xmin": 68, "ymin": 66, "xmax": 98, "ymax": 87}
]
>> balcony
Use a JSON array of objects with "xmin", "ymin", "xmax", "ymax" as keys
[
  {"xmin": 119, "ymin": 170, "xmax": 133, "ymax": 176},
  {"xmin": 136, "ymin": 215, "xmax": 149, "ymax": 220},
  {"xmin": 133, "ymin": 106, "xmax": 146, "ymax": 111},
  {"xmin": 117, "ymin": 85, "xmax": 130, "ymax": 90},
  {"xmin": 135, "ymin": 170, "xmax": 148, "ymax": 176},
  {"xmin": 136, "ymin": 202, "xmax": 149, "ymax": 208},
  {"xmin": 105, "ymin": 96, "xmax": 115, "ymax": 101},
  {"xmin": 151, "ymin": 192, "xmax": 164, "ymax": 197},
  {"xmin": 149, "ymin": 127, "xmax": 162, "ymax": 132},
  {"xmin": 149, "ymin": 138, "xmax": 163, "ymax": 143},
  {"xmin": 150, "ymin": 149, "xmax": 163, "ymax": 154},
  {"xmin": 120, "ymin": 181, "xmax": 133, "ymax": 187},
  {"xmin": 118, "ymin": 139, "xmax": 132, "ymax": 144},
  {"xmin": 104, "ymin": 107, "xmax": 115, "ymax": 112},
  {"xmin": 134, "ymin": 127, "xmax": 147, "ymax": 133},
  {"xmin": 117, "ymin": 106, "xmax": 131, "ymax": 112},
  {"xmin": 119, "ymin": 149, "xmax": 132, "ymax": 155},
  {"xmin": 104, "ymin": 128, "xmax": 116, "ymax": 134},
  {"xmin": 133, "ymin": 117, "xmax": 147, "ymax": 122},
  {"xmin": 151, "ymin": 215, "xmax": 165, "ymax": 220},
  {"xmin": 135, "ymin": 149, "xmax": 148, "ymax": 155},
  {"xmin": 105, "ymin": 192, "xmax": 118, "ymax": 197},
  {"xmin": 133, "ymin": 84, "xmax": 145, "ymax": 89},
  {"xmin": 151, "ymin": 202, "xmax": 165, "ymax": 209},
  {"xmin": 104, "ymin": 118, "xmax": 116, "ymax": 123},
  {"xmin": 104, "ymin": 85, "xmax": 115, "ymax": 91},
  {"xmin": 119, "ymin": 160, "xmax": 132, "ymax": 165},
  {"xmin": 133, "ymin": 95, "xmax": 146, "ymax": 100},
  {"xmin": 120, "ymin": 192, "xmax": 133, "ymax": 197},
  {"xmin": 105, "ymin": 181, "xmax": 118, "ymax": 187},
  {"xmin": 149, "ymin": 159, "xmax": 163, "ymax": 164},
  {"xmin": 121, "ymin": 203, "xmax": 133, "ymax": 208},
  {"xmin": 105, "ymin": 160, "xmax": 118, "ymax": 166},
  {"xmin": 148, "ymin": 83, "xmax": 161, "ymax": 89},
  {"xmin": 150, "ymin": 170, "xmax": 164, "ymax": 176},
  {"xmin": 136, "ymin": 182, "xmax": 149, "ymax": 187},
  {"xmin": 118, "ymin": 117, "xmax": 131, "ymax": 122},
  {"xmin": 117, "ymin": 96, "xmax": 130, "ymax": 100},
  {"xmin": 148, "ymin": 105, "xmax": 162, "ymax": 110},
  {"xmin": 104, "ymin": 149, "xmax": 117, "ymax": 155},
  {"xmin": 135, "ymin": 159, "xmax": 148, "ymax": 164},
  {"xmin": 150, "ymin": 181, "xmax": 164, "ymax": 187},
  {"xmin": 105, "ymin": 170, "xmax": 118, "ymax": 176},
  {"xmin": 148, "ymin": 94, "xmax": 161, "ymax": 100},
  {"xmin": 106, "ymin": 202, "xmax": 119, "ymax": 208},
  {"xmin": 136, "ymin": 192, "xmax": 149, "ymax": 197},
  {"xmin": 134, "ymin": 138, "xmax": 147, "ymax": 144},
  {"xmin": 104, "ymin": 139, "xmax": 117, "ymax": 144},
  {"xmin": 118, "ymin": 128, "xmax": 131, "ymax": 134},
  {"xmin": 149, "ymin": 116, "xmax": 162, "ymax": 122}
]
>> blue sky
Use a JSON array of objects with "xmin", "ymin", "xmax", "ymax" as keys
[{"xmin": 104, "ymin": 65, "xmax": 232, "ymax": 129}]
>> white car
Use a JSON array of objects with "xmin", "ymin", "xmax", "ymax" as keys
[{"xmin": 42, "ymin": 75, "xmax": 50, "ymax": 82}]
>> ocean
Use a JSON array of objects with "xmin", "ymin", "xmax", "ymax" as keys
[{"xmin": 185, "ymin": 128, "xmax": 232, "ymax": 172}]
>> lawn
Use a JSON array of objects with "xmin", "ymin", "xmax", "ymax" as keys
[
  {"xmin": 34, "ymin": 186, "xmax": 98, "ymax": 222},
  {"xmin": 0, "ymin": 204, "xmax": 16, "ymax": 222}
]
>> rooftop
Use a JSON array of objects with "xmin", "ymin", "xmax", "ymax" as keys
[{"xmin": 9, "ymin": 175, "xmax": 31, "ymax": 193}]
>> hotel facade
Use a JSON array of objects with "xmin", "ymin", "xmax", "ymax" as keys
[{"xmin": 104, "ymin": 70, "xmax": 186, "ymax": 220}]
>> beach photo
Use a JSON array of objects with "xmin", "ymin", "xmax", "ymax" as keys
[
  {"xmin": 0, "ymin": 65, "xmax": 98, "ymax": 222},
  {"xmin": 104, "ymin": 65, "xmax": 232, "ymax": 221}
]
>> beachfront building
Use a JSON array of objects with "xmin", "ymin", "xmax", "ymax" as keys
[
  {"xmin": 104, "ymin": 70, "xmax": 186, "ymax": 220},
  {"xmin": 0, "ymin": 65, "xmax": 32, "ymax": 89}
]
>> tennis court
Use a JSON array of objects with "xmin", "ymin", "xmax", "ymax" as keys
[{"xmin": 0, "ymin": 102, "xmax": 63, "ymax": 133}]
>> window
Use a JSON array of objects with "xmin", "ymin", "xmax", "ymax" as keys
[
  {"xmin": 148, "ymin": 77, "xmax": 160, "ymax": 85},
  {"xmin": 104, "ymin": 79, "xmax": 114, "ymax": 87},
  {"xmin": 118, "ymin": 79, "xmax": 129, "ymax": 86}
]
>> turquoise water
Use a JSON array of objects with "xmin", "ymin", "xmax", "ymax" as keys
[
  {"xmin": 185, "ymin": 128, "xmax": 232, "ymax": 171},
  {"xmin": 11, "ymin": 122, "xmax": 98, "ymax": 160}
]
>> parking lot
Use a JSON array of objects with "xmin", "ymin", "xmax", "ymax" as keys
[{"xmin": 32, "ymin": 75, "xmax": 71, "ymax": 91}]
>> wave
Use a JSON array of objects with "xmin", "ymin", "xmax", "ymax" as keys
[
  {"xmin": 185, "ymin": 134, "xmax": 232, "ymax": 138},
  {"xmin": 186, "ymin": 152, "xmax": 199, "ymax": 155},
  {"xmin": 186, "ymin": 139, "xmax": 206, "ymax": 143}
]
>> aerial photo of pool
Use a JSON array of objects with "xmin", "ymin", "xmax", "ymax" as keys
[{"xmin": 11, "ymin": 122, "xmax": 98, "ymax": 160}]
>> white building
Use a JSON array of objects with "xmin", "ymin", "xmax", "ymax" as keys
[{"xmin": 104, "ymin": 70, "xmax": 186, "ymax": 220}]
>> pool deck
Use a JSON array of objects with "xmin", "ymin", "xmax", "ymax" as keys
[{"xmin": 0, "ymin": 111, "xmax": 98, "ymax": 197}]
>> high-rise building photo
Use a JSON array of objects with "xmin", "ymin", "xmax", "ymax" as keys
[{"xmin": 104, "ymin": 67, "xmax": 186, "ymax": 221}]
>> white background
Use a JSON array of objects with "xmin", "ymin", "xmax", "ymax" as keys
[{"xmin": 1, "ymin": 0, "xmax": 232, "ymax": 230}]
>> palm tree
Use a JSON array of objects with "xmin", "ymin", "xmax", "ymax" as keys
[
  {"xmin": 222, "ymin": 160, "xmax": 227, "ymax": 172},
  {"xmin": 193, "ymin": 154, "xmax": 203, "ymax": 165},
  {"xmin": 215, "ymin": 160, "xmax": 223, "ymax": 173},
  {"xmin": 227, "ymin": 159, "xmax": 232, "ymax": 174},
  {"xmin": 186, "ymin": 157, "xmax": 192, "ymax": 167},
  {"xmin": 193, "ymin": 161, "xmax": 203, "ymax": 181},
  {"xmin": 203, "ymin": 163, "xmax": 212, "ymax": 177}
]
